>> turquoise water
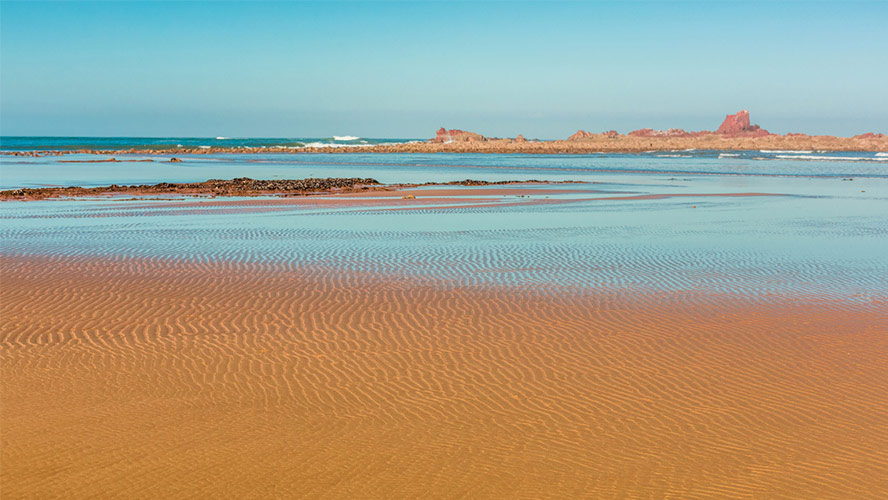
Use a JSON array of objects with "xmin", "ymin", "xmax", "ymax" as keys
[
  {"xmin": 0, "ymin": 136, "xmax": 416, "ymax": 151},
  {"xmin": 2, "ymin": 152, "xmax": 886, "ymax": 305},
  {"xmin": 1, "ymin": 151, "xmax": 888, "ymax": 191}
]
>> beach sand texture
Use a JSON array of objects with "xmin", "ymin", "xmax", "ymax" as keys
[{"xmin": 3, "ymin": 254, "xmax": 886, "ymax": 499}]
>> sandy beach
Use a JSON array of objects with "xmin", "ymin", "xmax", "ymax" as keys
[
  {"xmin": 2, "ymin": 165, "xmax": 887, "ymax": 498},
  {"xmin": 3, "ymin": 253, "xmax": 886, "ymax": 498},
  {"xmin": 4, "ymin": 1, "xmax": 886, "ymax": 497}
]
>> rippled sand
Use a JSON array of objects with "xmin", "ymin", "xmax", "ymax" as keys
[
  {"xmin": 3, "ymin": 253, "xmax": 886, "ymax": 498},
  {"xmin": 3, "ymin": 170, "xmax": 887, "ymax": 498}
]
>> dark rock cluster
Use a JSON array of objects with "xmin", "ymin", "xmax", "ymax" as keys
[{"xmin": 1, "ymin": 177, "xmax": 381, "ymax": 201}]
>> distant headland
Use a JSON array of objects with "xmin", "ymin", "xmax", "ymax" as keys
[
  {"xmin": 3, "ymin": 110, "xmax": 885, "ymax": 156},
  {"xmin": 422, "ymin": 110, "xmax": 886, "ymax": 153}
]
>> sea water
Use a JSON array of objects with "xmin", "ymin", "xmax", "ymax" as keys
[{"xmin": 1, "ymin": 150, "xmax": 886, "ymax": 304}]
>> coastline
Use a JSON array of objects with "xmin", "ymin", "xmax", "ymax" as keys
[
  {"xmin": 4, "ymin": 111, "xmax": 886, "ymax": 155},
  {"xmin": 5, "ymin": 0, "xmax": 886, "ymax": 496},
  {"xmin": 3, "ymin": 134, "xmax": 887, "ymax": 157}
]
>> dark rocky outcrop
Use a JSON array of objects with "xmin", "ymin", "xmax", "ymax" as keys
[{"xmin": 1, "ymin": 177, "xmax": 381, "ymax": 201}]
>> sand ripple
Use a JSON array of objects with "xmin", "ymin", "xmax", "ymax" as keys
[
  {"xmin": 2, "ymin": 217, "xmax": 885, "ymax": 305},
  {"xmin": 2, "ymin": 255, "xmax": 886, "ymax": 498},
  {"xmin": 2, "ymin": 183, "xmax": 887, "ymax": 498}
]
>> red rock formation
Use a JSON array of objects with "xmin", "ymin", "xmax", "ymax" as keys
[
  {"xmin": 433, "ymin": 128, "xmax": 485, "ymax": 143},
  {"xmin": 628, "ymin": 128, "xmax": 654, "ymax": 137},
  {"xmin": 567, "ymin": 130, "xmax": 594, "ymax": 141},
  {"xmin": 434, "ymin": 127, "xmax": 449, "ymax": 142},
  {"xmin": 601, "ymin": 130, "xmax": 619, "ymax": 138},
  {"xmin": 853, "ymin": 132, "xmax": 886, "ymax": 140},
  {"xmin": 717, "ymin": 110, "xmax": 770, "ymax": 137},
  {"xmin": 717, "ymin": 110, "xmax": 750, "ymax": 134},
  {"xmin": 515, "ymin": 134, "xmax": 526, "ymax": 142}
]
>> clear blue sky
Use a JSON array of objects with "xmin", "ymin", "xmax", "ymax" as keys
[{"xmin": 1, "ymin": 1, "xmax": 886, "ymax": 138}]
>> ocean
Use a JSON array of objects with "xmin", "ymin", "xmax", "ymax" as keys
[
  {"xmin": 0, "ymin": 136, "xmax": 418, "ymax": 151},
  {"xmin": 1, "ymin": 147, "xmax": 886, "ymax": 300}
]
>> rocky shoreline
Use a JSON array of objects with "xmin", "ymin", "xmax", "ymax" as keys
[
  {"xmin": 3, "ymin": 111, "xmax": 886, "ymax": 157},
  {"xmin": 3, "ymin": 134, "xmax": 886, "ymax": 157},
  {"xmin": 0, "ymin": 178, "xmax": 575, "ymax": 201}
]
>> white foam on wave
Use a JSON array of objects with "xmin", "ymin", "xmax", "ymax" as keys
[
  {"xmin": 761, "ymin": 149, "xmax": 813, "ymax": 154},
  {"xmin": 876, "ymin": 152, "xmax": 888, "ymax": 157},
  {"xmin": 333, "ymin": 135, "xmax": 360, "ymax": 141},
  {"xmin": 776, "ymin": 154, "xmax": 888, "ymax": 161},
  {"xmin": 215, "ymin": 137, "xmax": 228, "ymax": 140},
  {"xmin": 302, "ymin": 142, "xmax": 373, "ymax": 149},
  {"xmin": 719, "ymin": 153, "xmax": 741, "ymax": 158},
  {"xmin": 657, "ymin": 154, "xmax": 693, "ymax": 158},
  {"xmin": 199, "ymin": 145, "xmax": 211, "ymax": 149}
]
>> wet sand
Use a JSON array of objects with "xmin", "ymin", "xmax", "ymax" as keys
[
  {"xmin": 0, "ymin": 179, "xmax": 783, "ymax": 215},
  {"xmin": 2, "ymin": 254, "xmax": 886, "ymax": 499},
  {"xmin": 2, "ymin": 165, "xmax": 886, "ymax": 498}
]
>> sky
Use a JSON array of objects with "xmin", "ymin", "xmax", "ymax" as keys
[{"xmin": 1, "ymin": 1, "xmax": 886, "ymax": 138}]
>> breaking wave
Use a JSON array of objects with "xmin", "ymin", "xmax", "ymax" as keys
[
  {"xmin": 302, "ymin": 142, "xmax": 373, "ymax": 149},
  {"xmin": 776, "ymin": 155, "xmax": 888, "ymax": 162}
]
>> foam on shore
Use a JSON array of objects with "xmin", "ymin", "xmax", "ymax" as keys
[
  {"xmin": 760, "ymin": 149, "xmax": 813, "ymax": 154},
  {"xmin": 776, "ymin": 154, "xmax": 888, "ymax": 161}
]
